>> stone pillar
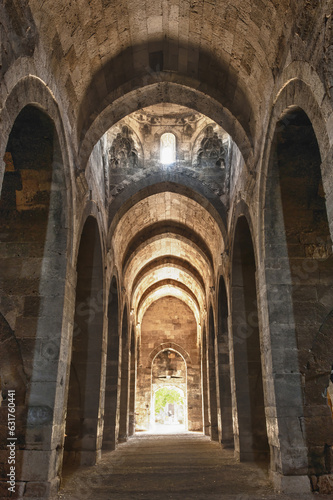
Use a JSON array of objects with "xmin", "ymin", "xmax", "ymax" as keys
[
  {"xmin": 103, "ymin": 278, "xmax": 120, "ymax": 451},
  {"xmin": 135, "ymin": 365, "xmax": 151, "ymax": 431},
  {"xmin": 257, "ymin": 263, "xmax": 310, "ymax": 494},
  {"xmin": 19, "ymin": 253, "xmax": 73, "ymax": 498},
  {"xmin": 217, "ymin": 279, "xmax": 233, "ymax": 448},
  {"xmin": 321, "ymin": 150, "xmax": 333, "ymax": 245},
  {"xmin": 208, "ymin": 308, "xmax": 219, "ymax": 441},
  {"xmin": 128, "ymin": 327, "xmax": 137, "ymax": 436},
  {"xmin": 187, "ymin": 363, "xmax": 203, "ymax": 431},
  {"xmin": 201, "ymin": 324, "xmax": 210, "ymax": 436}
]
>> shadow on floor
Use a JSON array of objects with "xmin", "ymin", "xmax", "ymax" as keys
[{"xmin": 57, "ymin": 433, "xmax": 320, "ymax": 500}]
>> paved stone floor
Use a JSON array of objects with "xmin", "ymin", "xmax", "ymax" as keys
[{"xmin": 58, "ymin": 433, "xmax": 327, "ymax": 500}]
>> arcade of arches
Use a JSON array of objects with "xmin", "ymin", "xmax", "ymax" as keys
[{"xmin": 1, "ymin": 1, "xmax": 333, "ymax": 498}]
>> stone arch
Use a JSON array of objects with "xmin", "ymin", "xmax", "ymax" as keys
[
  {"xmin": 63, "ymin": 216, "xmax": 104, "ymax": 470},
  {"xmin": 229, "ymin": 200, "xmax": 257, "ymax": 266},
  {"xmin": 278, "ymin": 62, "xmax": 330, "ymax": 120},
  {"xmin": 259, "ymin": 101, "xmax": 333, "ymax": 480},
  {"xmin": 78, "ymin": 83, "xmax": 252, "ymax": 172},
  {"xmin": 108, "ymin": 266, "xmax": 121, "ymax": 298},
  {"xmin": 0, "ymin": 101, "xmax": 70, "ymax": 491},
  {"xmin": 122, "ymin": 223, "xmax": 214, "ymax": 273},
  {"xmin": 137, "ymin": 280, "xmax": 200, "ymax": 314},
  {"xmin": 74, "ymin": 201, "xmax": 107, "ymax": 267},
  {"xmin": 0, "ymin": 76, "xmax": 73, "ymax": 219},
  {"xmin": 132, "ymin": 256, "xmax": 205, "ymax": 292},
  {"xmin": 147, "ymin": 343, "xmax": 192, "ymax": 369},
  {"xmin": 230, "ymin": 215, "xmax": 269, "ymax": 464},
  {"xmin": 256, "ymin": 78, "xmax": 333, "ymax": 492},
  {"xmin": 132, "ymin": 267, "xmax": 205, "ymax": 319},
  {"xmin": 77, "ymin": 40, "xmax": 254, "ymax": 166},
  {"xmin": 109, "ymin": 179, "xmax": 227, "ymax": 245},
  {"xmin": 207, "ymin": 304, "xmax": 219, "ymax": 442},
  {"xmin": 275, "ymin": 79, "xmax": 330, "ymax": 154},
  {"xmin": 103, "ymin": 273, "xmax": 120, "ymax": 450},
  {"xmin": 217, "ymin": 274, "xmax": 233, "ymax": 448},
  {"xmin": 260, "ymin": 78, "xmax": 331, "ymax": 208},
  {"xmin": 151, "ymin": 349, "xmax": 187, "ymax": 429},
  {"xmin": 137, "ymin": 285, "xmax": 201, "ymax": 329},
  {"xmin": 135, "ymin": 293, "xmax": 202, "ymax": 433},
  {"xmin": 259, "ymin": 77, "xmax": 333, "ymax": 256},
  {"xmin": 118, "ymin": 303, "xmax": 130, "ymax": 442}
]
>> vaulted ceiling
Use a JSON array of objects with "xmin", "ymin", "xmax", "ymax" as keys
[
  {"xmin": 1, "ymin": 0, "xmax": 331, "ymax": 337},
  {"xmin": 112, "ymin": 189, "xmax": 224, "ymax": 327},
  {"xmin": 2, "ymin": 0, "xmax": 329, "ymax": 167}
]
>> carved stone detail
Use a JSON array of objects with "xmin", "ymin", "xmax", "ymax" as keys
[
  {"xmin": 196, "ymin": 126, "xmax": 227, "ymax": 168},
  {"xmin": 109, "ymin": 126, "xmax": 139, "ymax": 169}
]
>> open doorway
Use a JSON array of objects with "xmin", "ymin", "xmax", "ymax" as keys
[
  {"xmin": 135, "ymin": 297, "xmax": 202, "ymax": 433},
  {"xmin": 151, "ymin": 349, "xmax": 187, "ymax": 433},
  {"xmin": 153, "ymin": 387, "xmax": 185, "ymax": 433}
]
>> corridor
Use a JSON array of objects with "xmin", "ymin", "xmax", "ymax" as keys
[
  {"xmin": 58, "ymin": 433, "xmax": 322, "ymax": 500},
  {"xmin": 1, "ymin": 2, "xmax": 333, "ymax": 497}
]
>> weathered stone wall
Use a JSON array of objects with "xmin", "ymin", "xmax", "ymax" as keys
[
  {"xmin": 63, "ymin": 217, "xmax": 104, "ymax": 467},
  {"xmin": 274, "ymin": 109, "xmax": 333, "ymax": 478},
  {"xmin": 0, "ymin": 103, "xmax": 69, "ymax": 497},
  {"xmin": 136, "ymin": 297, "xmax": 202, "ymax": 432},
  {"xmin": 99, "ymin": 108, "xmax": 231, "ymax": 207}
]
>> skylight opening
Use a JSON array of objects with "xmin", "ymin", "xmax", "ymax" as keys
[{"xmin": 160, "ymin": 133, "xmax": 176, "ymax": 165}]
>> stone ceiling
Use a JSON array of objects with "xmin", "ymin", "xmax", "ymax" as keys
[
  {"xmin": 132, "ymin": 103, "xmax": 202, "ymax": 121},
  {"xmin": 105, "ymin": 103, "xmax": 228, "ymax": 326},
  {"xmin": 3, "ymin": 0, "xmax": 324, "ymax": 165},
  {"xmin": 112, "ymin": 190, "xmax": 223, "ymax": 327}
]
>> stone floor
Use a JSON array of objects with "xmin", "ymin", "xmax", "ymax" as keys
[
  {"xmin": 149, "ymin": 423, "xmax": 186, "ymax": 433},
  {"xmin": 58, "ymin": 433, "xmax": 327, "ymax": 500}
]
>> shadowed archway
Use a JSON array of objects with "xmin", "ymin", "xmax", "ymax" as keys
[{"xmin": 231, "ymin": 216, "xmax": 269, "ymax": 463}]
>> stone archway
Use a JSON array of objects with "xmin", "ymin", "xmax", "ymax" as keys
[
  {"xmin": 63, "ymin": 216, "xmax": 104, "ymax": 469},
  {"xmin": 263, "ymin": 106, "xmax": 333, "ymax": 482},
  {"xmin": 208, "ymin": 306, "xmax": 219, "ymax": 441},
  {"xmin": 231, "ymin": 215, "xmax": 269, "ymax": 463},
  {"xmin": 0, "ymin": 103, "xmax": 69, "ymax": 495},
  {"xmin": 103, "ymin": 276, "xmax": 120, "ymax": 451},
  {"xmin": 135, "ymin": 298, "xmax": 203, "ymax": 433},
  {"xmin": 151, "ymin": 350, "xmax": 187, "ymax": 431},
  {"xmin": 118, "ymin": 304, "xmax": 130, "ymax": 442},
  {"xmin": 217, "ymin": 276, "xmax": 233, "ymax": 448}
]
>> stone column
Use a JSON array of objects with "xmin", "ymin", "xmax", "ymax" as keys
[{"xmin": 257, "ymin": 263, "xmax": 310, "ymax": 494}]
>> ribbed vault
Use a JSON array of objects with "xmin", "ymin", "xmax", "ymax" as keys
[
  {"xmin": 138, "ymin": 286, "xmax": 200, "ymax": 326},
  {"xmin": 124, "ymin": 240, "xmax": 211, "ymax": 293},
  {"xmin": 111, "ymin": 185, "xmax": 224, "ymax": 332},
  {"xmin": 113, "ymin": 192, "xmax": 223, "ymax": 267}
]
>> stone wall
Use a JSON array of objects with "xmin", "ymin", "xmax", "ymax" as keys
[
  {"xmin": 99, "ymin": 107, "xmax": 232, "ymax": 207},
  {"xmin": 136, "ymin": 297, "xmax": 202, "ymax": 432}
]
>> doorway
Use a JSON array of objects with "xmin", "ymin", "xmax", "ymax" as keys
[
  {"xmin": 151, "ymin": 349, "xmax": 187, "ymax": 433},
  {"xmin": 153, "ymin": 387, "xmax": 185, "ymax": 433}
]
